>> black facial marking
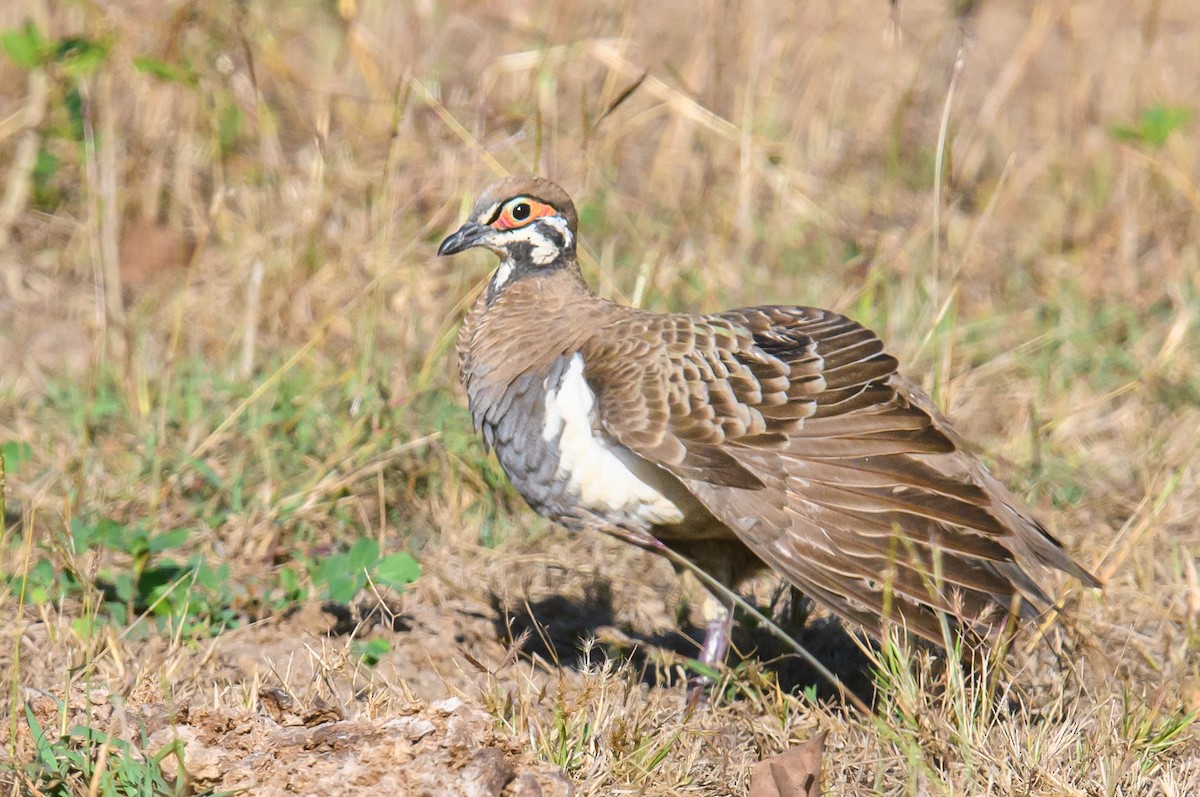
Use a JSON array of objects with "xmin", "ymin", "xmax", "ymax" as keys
[
  {"xmin": 509, "ymin": 240, "xmax": 533, "ymax": 262},
  {"xmin": 543, "ymin": 227, "xmax": 565, "ymax": 250}
]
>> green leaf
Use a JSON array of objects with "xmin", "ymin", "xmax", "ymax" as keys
[
  {"xmin": 278, "ymin": 564, "xmax": 305, "ymax": 603},
  {"xmin": 345, "ymin": 538, "xmax": 380, "ymax": 575},
  {"xmin": 313, "ymin": 547, "xmax": 368, "ymax": 603},
  {"xmin": 132, "ymin": 56, "xmax": 193, "ymax": 85},
  {"xmin": 150, "ymin": 737, "xmax": 185, "ymax": 765},
  {"xmin": 1140, "ymin": 105, "xmax": 1192, "ymax": 147},
  {"xmin": 25, "ymin": 704, "xmax": 60, "ymax": 771},
  {"xmin": 183, "ymin": 457, "xmax": 225, "ymax": 490},
  {"xmin": 123, "ymin": 526, "xmax": 153, "ymax": 558},
  {"xmin": 310, "ymin": 538, "xmax": 381, "ymax": 602},
  {"xmin": 31, "ymin": 557, "xmax": 55, "ymax": 586},
  {"xmin": 138, "ymin": 562, "xmax": 186, "ymax": 612},
  {"xmin": 54, "ymin": 36, "xmax": 108, "ymax": 77},
  {"xmin": 32, "ymin": 147, "xmax": 58, "ymax": 187},
  {"xmin": 1110, "ymin": 104, "xmax": 1193, "ymax": 148},
  {"xmin": 70, "ymin": 725, "xmax": 131, "ymax": 753},
  {"xmin": 322, "ymin": 572, "xmax": 356, "ymax": 603},
  {"xmin": 193, "ymin": 559, "xmax": 229, "ymax": 592},
  {"xmin": 72, "ymin": 615, "xmax": 97, "ymax": 640},
  {"xmin": 354, "ymin": 637, "xmax": 390, "ymax": 666},
  {"xmin": 70, "ymin": 516, "xmax": 125, "ymax": 547},
  {"xmin": 90, "ymin": 517, "xmax": 139, "ymax": 553},
  {"xmin": 64, "ymin": 85, "xmax": 84, "ymax": 140},
  {"xmin": 105, "ymin": 601, "xmax": 128, "ymax": 625},
  {"xmin": 2, "ymin": 440, "xmax": 32, "ymax": 471},
  {"xmin": 113, "ymin": 573, "xmax": 134, "ymax": 603},
  {"xmin": 376, "ymin": 552, "xmax": 420, "ymax": 590},
  {"xmin": 148, "ymin": 528, "xmax": 190, "ymax": 552},
  {"xmin": 1, "ymin": 23, "xmax": 45, "ymax": 69},
  {"xmin": 683, "ymin": 658, "xmax": 722, "ymax": 682}
]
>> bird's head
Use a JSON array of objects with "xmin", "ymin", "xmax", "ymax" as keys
[{"xmin": 438, "ymin": 177, "xmax": 578, "ymax": 292}]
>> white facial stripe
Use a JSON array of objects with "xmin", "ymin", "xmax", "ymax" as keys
[
  {"xmin": 500, "ymin": 227, "xmax": 559, "ymax": 265},
  {"xmin": 542, "ymin": 354, "xmax": 684, "ymax": 526},
  {"xmin": 530, "ymin": 230, "xmax": 558, "ymax": 264},
  {"xmin": 475, "ymin": 202, "xmax": 500, "ymax": 225},
  {"xmin": 490, "ymin": 260, "xmax": 514, "ymax": 292}
]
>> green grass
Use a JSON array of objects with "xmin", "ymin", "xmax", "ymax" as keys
[
  {"xmin": 3, "ymin": 359, "xmax": 430, "ymax": 634},
  {"xmin": 15, "ymin": 704, "xmax": 195, "ymax": 797}
]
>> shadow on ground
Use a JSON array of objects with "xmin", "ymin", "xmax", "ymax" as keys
[{"xmin": 489, "ymin": 578, "xmax": 879, "ymax": 707}]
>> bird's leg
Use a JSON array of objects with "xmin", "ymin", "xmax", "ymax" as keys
[
  {"xmin": 700, "ymin": 605, "xmax": 734, "ymax": 666},
  {"xmin": 687, "ymin": 593, "xmax": 735, "ymax": 706}
]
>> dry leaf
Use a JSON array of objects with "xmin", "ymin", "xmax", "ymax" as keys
[
  {"xmin": 258, "ymin": 686, "xmax": 297, "ymax": 724},
  {"xmin": 748, "ymin": 731, "xmax": 827, "ymax": 797},
  {"xmin": 303, "ymin": 693, "xmax": 348, "ymax": 726}
]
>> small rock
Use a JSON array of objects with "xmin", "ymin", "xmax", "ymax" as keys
[
  {"xmin": 539, "ymin": 772, "xmax": 575, "ymax": 797},
  {"xmin": 504, "ymin": 773, "xmax": 543, "ymax": 797},
  {"xmin": 462, "ymin": 747, "xmax": 514, "ymax": 797},
  {"xmin": 445, "ymin": 710, "xmax": 484, "ymax": 751},
  {"xmin": 385, "ymin": 715, "xmax": 437, "ymax": 741},
  {"xmin": 149, "ymin": 724, "xmax": 235, "ymax": 783},
  {"xmin": 432, "ymin": 696, "xmax": 465, "ymax": 714}
]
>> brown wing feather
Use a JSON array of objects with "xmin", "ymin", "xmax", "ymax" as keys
[{"xmin": 588, "ymin": 305, "xmax": 1098, "ymax": 644}]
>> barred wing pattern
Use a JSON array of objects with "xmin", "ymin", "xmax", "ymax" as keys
[{"xmin": 585, "ymin": 306, "xmax": 1099, "ymax": 644}]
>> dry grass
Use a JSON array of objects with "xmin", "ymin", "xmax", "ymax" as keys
[{"xmin": 1, "ymin": 0, "xmax": 1199, "ymax": 794}]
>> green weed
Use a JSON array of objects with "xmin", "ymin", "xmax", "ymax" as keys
[{"xmin": 17, "ymin": 703, "xmax": 195, "ymax": 796}]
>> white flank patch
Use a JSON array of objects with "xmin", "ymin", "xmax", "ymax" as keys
[{"xmin": 543, "ymin": 354, "xmax": 684, "ymax": 526}]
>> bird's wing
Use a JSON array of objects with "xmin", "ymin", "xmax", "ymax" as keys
[{"xmin": 583, "ymin": 306, "xmax": 1097, "ymax": 643}]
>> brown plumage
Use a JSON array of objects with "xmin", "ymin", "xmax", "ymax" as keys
[{"xmin": 439, "ymin": 176, "xmax": 1099, "ymax": 663}]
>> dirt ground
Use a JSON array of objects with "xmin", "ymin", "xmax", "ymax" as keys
[
  {"xmin": 13, "ymin": 523, "xmax": 1187, "ymax": 795},
  {"xmin": 5, "ymin": 533, "xmax": 843, "ymax": 795}
]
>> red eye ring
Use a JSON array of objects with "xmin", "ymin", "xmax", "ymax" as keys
[{"xmin": 493, "ymin": 198, "xmax": 555, "ymax": 230}]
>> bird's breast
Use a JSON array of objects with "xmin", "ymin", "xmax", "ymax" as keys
[{"xmin": 475, "ymin": 352, "xmax": 687, "ymax": 531}]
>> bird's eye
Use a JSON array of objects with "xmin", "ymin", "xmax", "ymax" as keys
[{"xmin": 493, "ymin": 198, "xmax": 553, "ymax": 230}]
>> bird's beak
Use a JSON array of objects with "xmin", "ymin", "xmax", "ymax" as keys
[{"xmin": 437, "ymin": 221, "xmax": 489, "ymax": 256}]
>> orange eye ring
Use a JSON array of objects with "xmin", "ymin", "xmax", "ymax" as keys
[{"xmin": 493, "ymin": 198, "xmax": 555, "ymax": 230}]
